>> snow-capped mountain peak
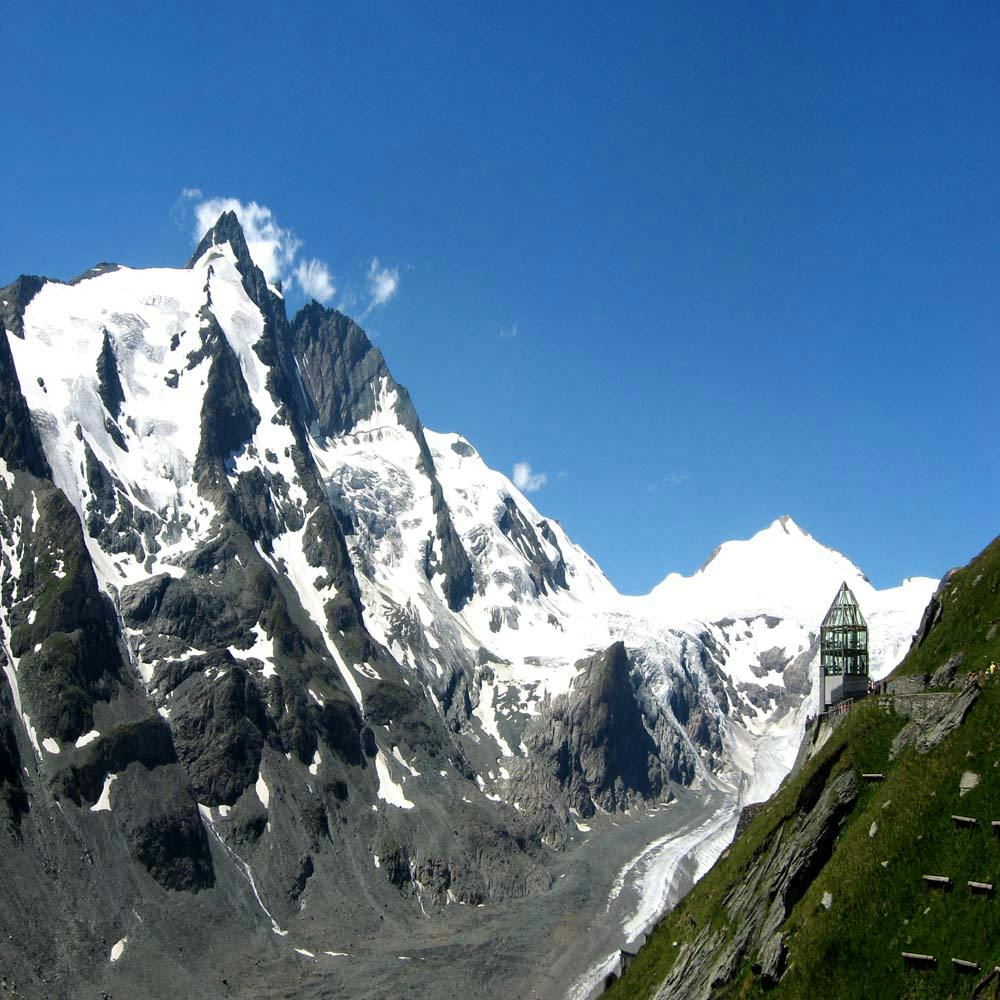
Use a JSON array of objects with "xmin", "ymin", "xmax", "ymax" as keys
[{"xmin": 645, "ymin": 514, "xmax": 880, "ymax": 626}]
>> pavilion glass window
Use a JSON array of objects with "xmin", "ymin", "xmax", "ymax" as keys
[{"xmin": 820, "ymin": 582, "xmax": 869, "ymax": 678}]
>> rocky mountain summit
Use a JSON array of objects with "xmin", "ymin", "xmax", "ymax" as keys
[{"xmin": 0, "ymin": 215, "xmax": 936, "ymax": 998}]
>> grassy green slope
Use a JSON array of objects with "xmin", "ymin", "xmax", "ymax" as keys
[
  {"xmin": 896, "ymin": 535, "xmax": 1000, "ymax": 680},
  {"xmin": 608, "ymin": 535, "xmax": 1000, "ymax": 1000}
]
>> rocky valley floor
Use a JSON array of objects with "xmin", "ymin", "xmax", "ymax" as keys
[{"xmin": 2, "ymin": 781, "xmax": 733, "ymax": 1000}]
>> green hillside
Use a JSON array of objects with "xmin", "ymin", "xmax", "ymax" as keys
[
  {"xmin": 896, "ymin": 537, "xmax": 1000, "ymax": 681},
  {"xmin": 608, "ymin": 535, "xmax": 1000, "ymax": 999}
]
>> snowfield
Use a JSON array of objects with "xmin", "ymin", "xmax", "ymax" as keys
[{"xmin": 326, "ymin": 415, "xmax": 936, "ymax": 807}]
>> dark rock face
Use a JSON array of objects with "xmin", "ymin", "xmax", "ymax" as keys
[
  {"xmin": 168, "ymin": 666, "xmax": 270, "ymax": 806},
  {"xmin": 121, "ymin": 572, "xmax": 236, "ymax": 650},
  {"xmin": 193, "ymin": 310, "xmax": 260, "ymax": 484},
  {"xmin": 114, "ymin": 761, "xmax": 216, "ymax": 891},
  {"xmin": 0, "ymin": 274, "xmax": 48, "ymax": 342},
  {"xmin": 50, "ymin": 716, "xmax": 178, "ymax": 806},
  {"xmin": 0, "ymin": 296, "xmax": 50, "ymax": 477},
  {"xmin": 68, "ymin": 262, "xmax": 121, "ymax": 284},
  {"xmin": 497, "ymin": 496, "xmax": 567, "ymax": 597},
  {"xmin": 930, "ymin": 650, "xmax": 965, "ymax": 688},
  {"xmin": 83, "ymin": 443, "xmax": 158, "ymax": 561},
  {"xmin": 450, "ymin": 438, "xmax": 476, "ymax": 458},
  {"xmin": 510, "ymin": 643, "xmax": 679, "ymax": 822},
  {"xmin": 365, "ymin": 680, "xmax": 449, "ymax": 764},
  {"xmin": 9, "ymin": 486, "xmax": 128, "ymax": 743},
  {"xmin": 287, "ymin": 302, "xmax": 474, "ymax": 611},
  {"xmin": 909, "ymin": 571, "xmax": 953, "ymax": 651},
  {"xmin": 96, "ymin": 329, "xmax": 125, "ymax": 420},
  {"xmin": 684, "ymin": 708, "xmax": 724, "ymax": 756},
  {"xmin": 286, "ymin": 302, "xmax": 393, "ymax": 438},
  {"xmin": 0, "ymin": 695, "xmax": 27, "ymax": 825},
  {"xmin": 752, "ymin": 646, "xmax": 791, "ymax": 678},
  {"xmin": 889, "ymin": 682, "xmax": 980, "ymax": 758}
]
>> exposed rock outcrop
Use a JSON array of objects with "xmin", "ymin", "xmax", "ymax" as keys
[
  {"xmin": 653, "ymin": 764, "xmax": 859, "ymax": 999},
  {"xmin": 95, "ymin": 328, "xmax": 125, "ymax": 421},
  {"xmin": 497, "ymin": 496, "xmax": 567, "ymax": 597},
  {"xmin": 890, "ymin": 682, "xmax": 980, "ymax": 758},
  {"xmin": 930, "ymin": 651, "xmax": 965, "ymax": 689},
  {"xmin": 505, "ymin": 643, "xmax": 690, "ymax": 834}
]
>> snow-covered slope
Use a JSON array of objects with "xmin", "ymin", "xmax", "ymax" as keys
[
  {"xmin": 316, "ymin": 407, "xmax": 937, "ymax": 811},
  {"xmin": 10, "ymin": 247, "xmax": 290, "ymax": 589},
  {"xmin": 643, "ymin": 513, "xmax": 934, "ymax": 679}
]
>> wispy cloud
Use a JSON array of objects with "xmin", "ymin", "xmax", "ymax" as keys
[
  {"xmin": 181, "ymin": 190, "xmax": 404, "ymax": 314},
  {"xmin": 191, "ymin": 195, "xmax": 302, "ymax": 286},
  {"xmin": 294, "ymin": 258, "xmax": 336, "ymax": 303},
  {"xmin": 512, "ymin": 461, "xmax": 548, "ymax": 493},
  {"xmin": 363, "ymin": 257, "xmax": 400, "ymax": 315},
  {"xmin": 181, "ymin": 191, "xmax": 336, "ymax": 302},
  {"xmin": 648, "ymin": 471, "xmax": 692, "ymax": 493},
  {"xmin": 499, "ymin": 323, "xmax": 518, "ymax": 339}
]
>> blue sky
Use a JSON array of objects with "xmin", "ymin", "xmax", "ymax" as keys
[{"xmin": 3, "ymin": 2, "xmax": 998, "ymax": 593}]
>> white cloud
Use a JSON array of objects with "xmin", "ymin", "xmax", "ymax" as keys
[
  {"xmin": 512, "ymin": 462, "xmax": 548, "ymax": 493},
  {"xmin": 294, "ymin": 258, "xmax": 336, "ymax": 303},
  {"xmin": 192, "ymin": 196, "xmax": 303, "ymax": 285},
  {"xmin": 649, "ymin": 471, "xmax": 692, "ymax": 492},
  {"xmin": 364, "ymin": 257, "xmax": 400, "ymax": 314},
  {"xmin": 499, "ymin": 323, "xmax": 518, "ymax": 339},
  {"xmin": 181, "ymin": 191, "xmax": 394, "ymax": 315}
]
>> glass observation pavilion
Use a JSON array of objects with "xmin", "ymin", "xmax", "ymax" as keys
[{"xmin": 819, "ymin": 582, "xmax": 870, "ymax": 710}]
